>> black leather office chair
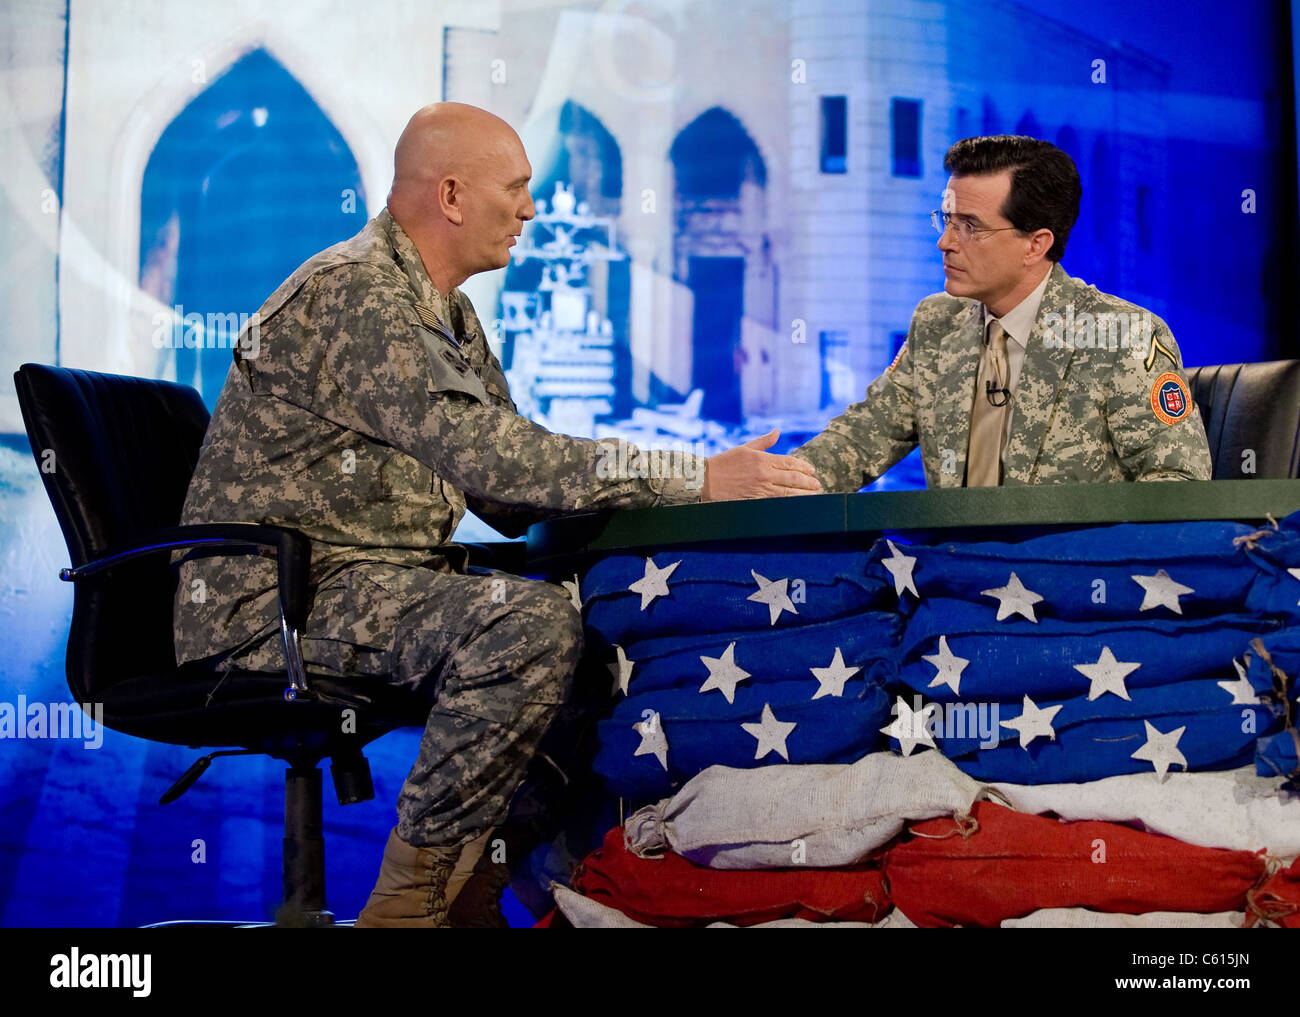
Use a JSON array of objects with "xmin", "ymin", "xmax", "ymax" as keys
[
  {"xmin": 14, "ymin": 363, "xmax": 433, "ymax": 927},
  {"xmin": 1185, "ymin": 361, "xmax": 1300, "ymax": 480}
]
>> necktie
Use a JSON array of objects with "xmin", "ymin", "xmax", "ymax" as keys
[{"xmin": 965, "ymin": 319, "xmax": 1010, "ymax": 487}]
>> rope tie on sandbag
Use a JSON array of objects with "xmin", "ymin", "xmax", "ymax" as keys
[
  {"xmin": 1241, "ymin": 856, "xmax": 1296, "ymax": 928},
  {"xmin": 623, "ymin": 801, "xmax": 670, "ymax": 859},
  {"xmin": 1243, "ymin": 887, "xmax": 1297, "ymax": 928},
  {"xmin": 911, "ymin": 809, "xmax": 980, "ymax": 840},
  {"xmin": 1248, "ymin": 639, "xmax": 1300, "ymax": 781},
  {"xmin": 1242, "ymin": 637, "xmax": 1294, "ymax": 738},
  {"xmin": 1231, "ymin": 514, "xmax": 1279, "ymax": 551},
  {"xmin": 1250, "ymin": 639, "xmax": 1296, "ymax": 728},
  {"xmin": 860, "ymin": 887, "xmax": 888, "ymax": 923}
]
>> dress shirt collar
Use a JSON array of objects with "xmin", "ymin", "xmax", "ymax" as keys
[{"xmin": 983, "ymin": 264, "xmax": 1052, "ymax": 350}]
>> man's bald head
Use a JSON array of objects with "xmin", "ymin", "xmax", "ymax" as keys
[
  {"xmin": 389, "ymin": 103, "xmax": 518, "ymax": 212},
  {"xmin": 386, "ymin": 102, "xmax": 535, "ymax": 294}
]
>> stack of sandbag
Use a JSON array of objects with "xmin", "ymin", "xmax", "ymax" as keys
[
  {"xmin": 549, "ymin": 750, "xmax": 1300, "ymax": 928},
  {"xmin": 553, "ymin": 515, "xmax": 1300, "ymax": 928},
  {"xmin": 882, "ymin": 520, "xmax": 1283, "ymax": 782},
  {"xmin": 1233, "ymin": 512, "xmax": 1300, "ymax": 788},
  {"xmin": 580, "ymin": 550, "xmax": 899, "ymax": 800},
  {"xmin": 1239, "ymin": 632, "xmax": 1300, "ymax": 786},
  {"xmin": 550, "ymin": 750, "xmax": 986, "ymax": 927}
]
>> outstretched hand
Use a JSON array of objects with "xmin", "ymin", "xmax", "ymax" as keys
[{"xmin": 701, "ymin": 430, "xmax": 823, "ymax": 502}]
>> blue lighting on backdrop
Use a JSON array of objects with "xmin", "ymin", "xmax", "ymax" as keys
[{"xmin": 0, "ymin": 0, "xmax": 1294, "ymax": 926}]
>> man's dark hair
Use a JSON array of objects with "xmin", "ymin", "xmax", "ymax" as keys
[{"xmin": 943, "ymin": 135, "xmax": 1082, "ymax": 262}]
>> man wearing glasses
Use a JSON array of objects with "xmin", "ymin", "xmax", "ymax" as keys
[{"xmin": 793, "ymin": 135, "xmax": 1212, "ymax": 489}]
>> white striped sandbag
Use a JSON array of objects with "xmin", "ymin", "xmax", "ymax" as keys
[
  {"xmin": 992, "ymin": 766, "xmax": 1300, "ymax": 857},
  {"xmin": 624, "ymin": 750, "xmax": 989, "ymax": 870}
]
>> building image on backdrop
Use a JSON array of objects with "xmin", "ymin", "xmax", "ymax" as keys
[{"xmin": 0, "ymin": 0, "xmax": 1291, "ymax": 926}]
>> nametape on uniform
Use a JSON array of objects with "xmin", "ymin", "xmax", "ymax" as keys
[{"xmin": 1150, "ymin": 372, "xmax": 1191, "ymax": 426}]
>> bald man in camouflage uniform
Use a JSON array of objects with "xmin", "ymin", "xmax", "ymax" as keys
[
  {"xmin": 173, "ymin": 102, "xmax": 820, "ymax": 928},
  {"xmin": 795, "ymin": 136, "xmax": 1211, "ymax": 489}
]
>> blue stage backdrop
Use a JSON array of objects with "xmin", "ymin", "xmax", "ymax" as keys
[{"xmin": 0, "ymin": 0, "xmax": 1294, "ymax": 926}]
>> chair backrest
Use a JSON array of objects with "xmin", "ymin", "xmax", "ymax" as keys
[
  {"xmin": 1185, "ymin": 361, "xmax": 1300, "ymax": 480},
  {"xmin": 14, "ymin": 364, "xmax": 211, "ymax": 698}
]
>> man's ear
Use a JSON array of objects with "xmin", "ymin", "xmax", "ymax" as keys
[
  {"xmin": 1025, "ymin": 227, "xmax": 1054, "ymax": 264},
  {"xmin": 438, "ymin": 177, "xmax": 465, "ymax": 226}
]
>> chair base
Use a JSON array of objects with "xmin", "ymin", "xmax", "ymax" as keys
[{"xmin": 274, "ymin": 905, "xmax": 336, "ymax": 928}]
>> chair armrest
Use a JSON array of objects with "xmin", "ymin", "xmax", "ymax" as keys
[
  {"xmin": 59, "ymin": 522, "xmax": 312, "ymax": 631},
  {"xmin": 459, "ymin": 540, "xmax": 528, "ymax": 575}
]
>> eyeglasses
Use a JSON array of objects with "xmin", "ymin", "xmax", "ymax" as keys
[{"xmin": 929, "ymin": 210, "xmax": 1020, "ymax": 243}]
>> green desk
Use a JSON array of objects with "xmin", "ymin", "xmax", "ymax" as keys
[{"xmin": 526, "ymin": 479, "xmax": 1300, "ymax": 574}]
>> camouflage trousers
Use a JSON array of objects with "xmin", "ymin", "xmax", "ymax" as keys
[{"xmin": 227, "ymin": 561, "xmax": 583, "ymax": 848}]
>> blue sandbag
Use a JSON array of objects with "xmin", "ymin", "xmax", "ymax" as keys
[
  {"xmin": 1256, "ymin": 730, "xmax": 1300, "ymax": 784},
  {"xmin": 898, "ymin": 598, "xmax": 1278, "ymax": 702},
  {"xmin": 613, "ymin": 612, "xmax": 900, "ymax": 697},
  {"xmin": 594, "ymin": 680, "xmax": 893, "ymax": 800},
  {"xmin": 892, "ymin": 678, "xmax": 1280, "ymax": 784},
  {"xmin": 582, "ymin": 550, "xmax": 889, "ymax": 645},
  {"xmin": 1242, "ymin": 510, "xmax": 1300, "ymax": 622},
  {"xmin": 1238, "ymin": 628, "xmax": 1300, "ymax": 785},
  {"xmin": 869, "ymin": 520, "xmax": 1259, "ymax": 621}
]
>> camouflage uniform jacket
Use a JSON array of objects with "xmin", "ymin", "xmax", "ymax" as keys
[
  {"xmin": 794, "ymin": 262, "xmax": 1213, "ymax": 490},
  {"xmin": 173, "ymin": 208, "xmax": 704, "ymax": 666}
]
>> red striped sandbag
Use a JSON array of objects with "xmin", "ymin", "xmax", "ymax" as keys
[
  {"xmin": 885, "ymin": 801, "xmax": 1267, "ymax": 928},
  {"xmin": 569, "ymin": 827, "xmax": 890, "ymax": 927}
]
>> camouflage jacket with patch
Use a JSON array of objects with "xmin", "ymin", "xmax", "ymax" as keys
[
  {"xmin": 794, "ymin": 262, "xmax": 1213, "ymax": 490},
  {"xmin": 173, "ymin": 208, "xmax": 704, "ymax": 666}
]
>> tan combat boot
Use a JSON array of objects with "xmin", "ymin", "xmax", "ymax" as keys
[
  {"xmin": 354, "ymin": 827, "xmax": 460, "ymax": 928},
  {"xmin": 447, "ymin": 831, "xmax": 512, "ymax": 928}
]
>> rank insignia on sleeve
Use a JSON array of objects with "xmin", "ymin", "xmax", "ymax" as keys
[
  {"xmin": 1143, "ymin": 332, "xmax": 1178, "ymax": 372},
  {"xmin": 1150, "ymin": 372, "xmax": 1190, "ymax": 425}
]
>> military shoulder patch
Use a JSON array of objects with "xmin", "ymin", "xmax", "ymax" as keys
[
  {"xmin": 1143, "ymin": 331, "xmax": 1179, "ymax": 372},
  {"xmin": 887, "ymin": 342, "xmax": 908, "ymax": 372},
  {"xmin": 1150, "ymin": 371, "xmax": 1191, "ymax": 425}
]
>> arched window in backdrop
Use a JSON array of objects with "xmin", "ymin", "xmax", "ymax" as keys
[
  {"xmin": 139, "ymin": 48, "xmax": 366, "ymax": 408},
  {"xmin": 670, "ymin": 107, "xmax": 768, "ymax": 425}
]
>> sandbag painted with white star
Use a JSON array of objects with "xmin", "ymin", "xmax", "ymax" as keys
[
  {"xmin": 609, "ymin": 612, "xmax": 899, "ymax": 698},
  {"xmin": 898, "ymin": 598, "xmax": 1277, "ymax": 702},
  {"xmin": 582, "ymin": 550, "xmax": 890, "ymax": 644},
  {"xmin": 909, "ymin": 677, "xmax": 1278, "ymax": 784},
  {"xmin": 869, "ymin": 521, "xmax": 1260, "ymax": 621},
  {"xmin": 594, "ymin": 680, "xmax": 893, "ymax": 800}
]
